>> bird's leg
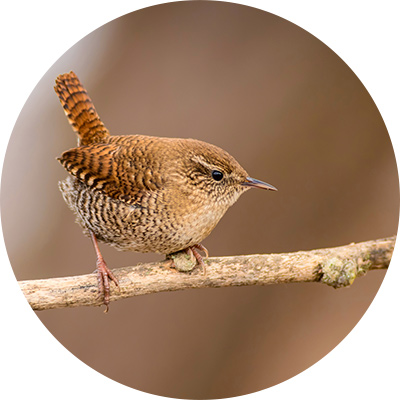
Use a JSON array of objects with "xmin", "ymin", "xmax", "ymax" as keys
[
  {"xmin": 166, "ymin": 244, "xmax": 209, "ymax": 274},
  {"xmin": 89, "ymin": 231, "xmax": 119, "ymax": 312},
  {"xmin": 192, "ymin": 243, "xmax": 209, "ymax": 259},
  {"xmin": 188, "ymin": 244, "xmax": 209, "ymax": 275}
]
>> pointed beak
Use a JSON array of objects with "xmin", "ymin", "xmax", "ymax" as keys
[{"xmin": 242, "ymin": 177, "xmax": 278, "ymax": 191}]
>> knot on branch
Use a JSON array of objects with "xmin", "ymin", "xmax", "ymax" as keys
[
  {"xmin": 320, "ymin": 257, "xmax": 359, "ymax": 288},
  {"xmin": 168, "ymin": 250, "xmax": 197, "ymax": 272}
]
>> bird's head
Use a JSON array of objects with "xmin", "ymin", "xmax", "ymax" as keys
[{"xmin": 173, "ymin": 138, "xmax": 277, "ymax": 209}]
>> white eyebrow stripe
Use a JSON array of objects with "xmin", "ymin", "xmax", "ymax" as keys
[{"xmin": 191, "ymin": 155, "xmax": 216, "ymax": 171}]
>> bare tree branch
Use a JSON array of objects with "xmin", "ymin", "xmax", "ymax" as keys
[{"xmin": 19, "ymin": 237, "xmax": 394, "ymax": 311}]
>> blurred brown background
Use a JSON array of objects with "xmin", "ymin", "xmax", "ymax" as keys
[{"xmin": 1, "ymin": 2, "xmax": 398, "ymax": 399}]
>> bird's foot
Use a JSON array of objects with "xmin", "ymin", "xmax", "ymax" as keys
[
  {"xmin": 89, "ymin": 231, "xmax": 119, "ymax": 312},
  {"xmin": 167, "ymin": 244, "xmax": 209, "ymax": 275},
  {"xmin": 95, "ymin": 256, "xmax": 119, "ymax": 313},
  {"xmin": 188, "ymin": 244, "xmax": 208, "ymax": 275}
]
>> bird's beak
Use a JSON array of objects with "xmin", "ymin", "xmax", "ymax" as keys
[{"xmin": 242, "ymin": 177, "xmax": 277, "ymax": 191}]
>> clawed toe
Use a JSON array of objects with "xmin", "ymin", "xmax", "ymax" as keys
[
  {"xmin": 188, "ymin": 244, "xmax": 209, "ymax": 275},
  {"xmin": 90, "ymin": 231, "xmax": 119, "ymax": 312},
  {"xmin": 166, "ymin": 243, "xmax": 209, "ymax": 274},
  {"xmin": 96, "ymin": 258, "xmax": 119, "ymax": 312}
]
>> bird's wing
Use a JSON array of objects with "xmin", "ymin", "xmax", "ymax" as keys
[{"xmin": 58, "ymin": 140, "xmax": 163, "ymax": 203}]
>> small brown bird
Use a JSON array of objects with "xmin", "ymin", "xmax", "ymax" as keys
[{"xmin": 55, "ymin": 71, "xmax": 277, "ymax": 311}]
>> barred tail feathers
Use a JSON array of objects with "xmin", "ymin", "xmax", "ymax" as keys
[{"xmin": 54, "ymin": 71, "xmax": 109, "ymax": 146}]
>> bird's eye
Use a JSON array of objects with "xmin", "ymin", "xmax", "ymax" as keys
[{"xmin": 211, "ymin": 170, "xmax": 224, "ymax": 181}]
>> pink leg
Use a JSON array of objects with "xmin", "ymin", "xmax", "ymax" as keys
[
  {"xmin": 90, "ymin": 231, "xmax": 119, "ymax": 312},
  {"xmin": 188, "ymin": 244, "xmax": 209, "ymax": 275}
]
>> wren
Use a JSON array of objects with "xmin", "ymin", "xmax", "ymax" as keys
[{"xmin": 55, "ymin": 71, "xmax": 277, "ymax": 311}]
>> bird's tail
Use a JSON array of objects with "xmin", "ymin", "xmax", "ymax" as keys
[{"xmin": 54, "ymin": 71, "xmax": 110, "ymax": 146}]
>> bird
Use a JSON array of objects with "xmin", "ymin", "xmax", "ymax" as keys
[{"xmin": 55, "ymin": 71, "xmax": 277, "ymax": 311}]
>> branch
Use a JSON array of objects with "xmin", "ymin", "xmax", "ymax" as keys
[{"xmin": 19, "ymin": 237, "xmax": 394, "ymax": 311}]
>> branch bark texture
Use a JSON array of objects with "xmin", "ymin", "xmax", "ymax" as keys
[{"xmin": 19, "ymin": 237, "xmax": 394, "ymax": 311}]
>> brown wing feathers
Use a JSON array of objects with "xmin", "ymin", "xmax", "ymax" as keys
[
  {"xmin": 54, "ymin": 71, "xmax": 109, "ymax": 146},
  {"xmin": 58, "ymin": 144, "xmax": 119, "ymax": 192}
]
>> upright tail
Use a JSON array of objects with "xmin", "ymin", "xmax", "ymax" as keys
[{"xmin": 54, "ymin": 71, "xmax": 110, "ymax": 146}]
